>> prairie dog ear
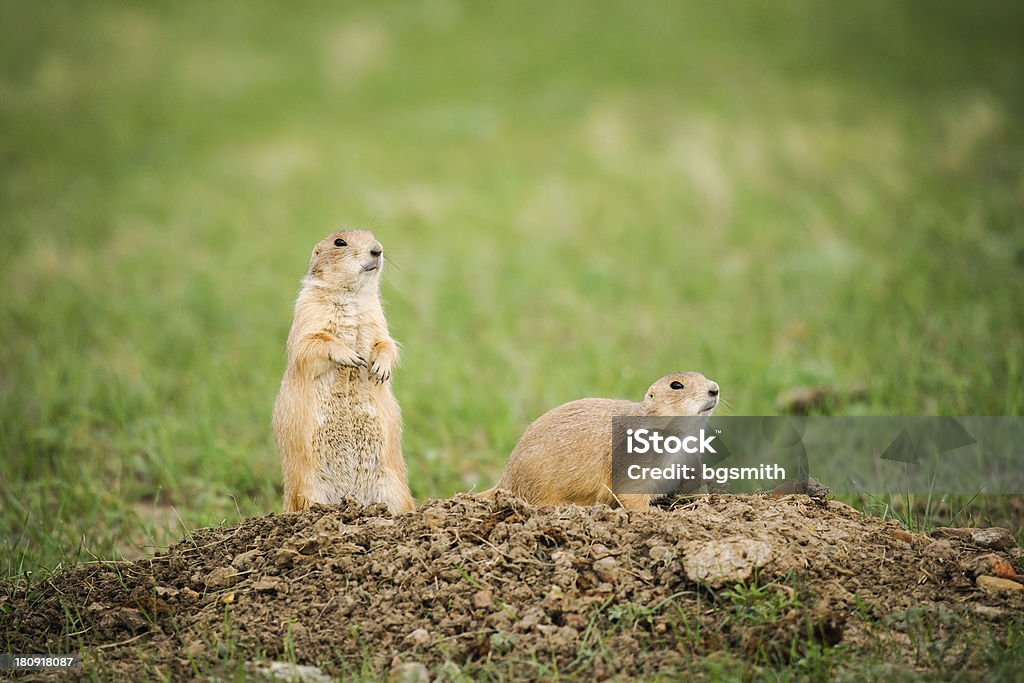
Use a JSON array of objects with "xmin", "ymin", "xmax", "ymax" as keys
[{"xmin": 308, "ymin": 247, "xmax": 323, "ymax": 277}]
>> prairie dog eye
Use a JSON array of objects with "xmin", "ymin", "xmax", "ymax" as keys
[
  {"xmin": 670, "ymin": 381, "xmax": 684, "ymax": 390},
  {"xmin": 334, "ymin": 238, "xmax": 347, "ymax": 247}
]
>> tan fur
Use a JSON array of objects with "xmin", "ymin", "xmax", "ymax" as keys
[
  {"xmin": 490, "ymin": 372, "xmax": 719, "ymax": 510},
  {"xmin": 272, "ymin": 229, "xmax": 414, "ymax": 515}
]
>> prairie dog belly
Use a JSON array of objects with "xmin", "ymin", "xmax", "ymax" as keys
[{"xmin": 310, "ymin": 367, "xmax": 389, "ymax": 505}]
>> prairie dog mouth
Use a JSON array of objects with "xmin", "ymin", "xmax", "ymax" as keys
[
  {"xmin": 361, "ymin": 262, "xmax": 379, "ymax": 272},
  {"xmin": 698, "ymin": 397, "xmax": 719, "ymax": 416}
]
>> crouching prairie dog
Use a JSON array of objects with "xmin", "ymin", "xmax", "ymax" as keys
[
  {"xmin": 272, "ymin": 229, "xmax": 414, "ymax": 515},
  {"xmin": 490, "ymin": 372, "xmax": 720, "ymax": 510}
]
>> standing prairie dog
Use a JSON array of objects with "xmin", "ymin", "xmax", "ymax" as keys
[
  {"xmin": 272, "ymin": 229, "xmax": 414, "ymax": 514},
  {"xmin": 491, "ymin": 372, "xmax": 720, "ymax": 510}
]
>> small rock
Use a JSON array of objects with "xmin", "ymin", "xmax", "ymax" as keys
[
  {"xmin": 648, "ymin": 546, "xmax": 673, "ymax": 562},
  {"xmin": 231, "ymin": 549, "xmax": 261, "ymax": 570},
  {"xmin": 551, "ymin": 550, "xmax": 574, "ymax": 567},
  {"xmin": 204, "ymin": 566, "xmax": 239, "ymax": 589},
  {"xmin": 971, "ymin": 528, "xmax": 1016, "ymax": 551},
  {"xmin": 99, "ymin": 607, "xmax": 148, "ymax": 634},
  {"xmin": 591, "ymin": 543, "xmax": 611, "ymax": 558},
  {"xmin": 405, "ymin": 628, "xmax": 431, "ymax": 647},
  {"xmin": 275, "ymin": 548, "xmax": 299, "ymax": 567},
  {"xmin": 891, "ymin": 529, "xmax": 915, "ymax": 544},
  {"xmin": 265, "ymin": 661, "xmax": 332, "ymax": 682},
  {"xmin": 974, "ymin": 604, "xmax": 1008, "ymax": 619},
  {"xmin": 389, "ymin": 662, "xmax": 429, "ymax": 683},
  {"xmin": 472, "ymin": 590, "xmax": 493, "ymax": 609},
  {"xmin": 974, "ymin": 554, "xmax": 1020, "ymax": 582},
  {"xmin": 253, "ymin": 577, "xmax": 282, "ymax": 593},
  {"xmin": 593, "ymin": 556, "xmax": 619, "ymax": 583},
  {"xmin": 931, "ymin": 527, "xmax": 1016, "ymax": 550},
  {"xmin": 977, "ymin": 575, "xmax": 1024, "ymax": 595},
  {"xmin": 155, "ymin": 586, "xmax": 179, "ymax": 598},
  {"xmin": 683, "ymin": 537, "xmax": 774, "ymax": 588}
]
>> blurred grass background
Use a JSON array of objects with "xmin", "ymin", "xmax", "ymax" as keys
[{"xmin": 1, "ymin": 0, "xmax": 1022, "ymax": 575}]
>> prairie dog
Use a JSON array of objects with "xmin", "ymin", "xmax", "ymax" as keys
[
  {"xmin": 272, "ymin": 229, "xmax": 414, "ymax": 514},
  {"xmin": 492, "ymin": 372, "xmax": 720, "ymax": 510}
]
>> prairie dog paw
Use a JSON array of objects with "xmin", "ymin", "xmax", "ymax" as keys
[
  {"xmin": 369, "ymin": 340, "xmax": 398, "ymax": 384},
  {"xmin": 369, "ymin": 359, "xmax": 392, "ymax": 384},
  {"xmin": 329, "ymin": 344, "xmax": 366, "ymax": 369}
]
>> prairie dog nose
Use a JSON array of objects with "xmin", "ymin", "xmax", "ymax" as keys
[
  {"xmin": 707, "ymin": 382, "xmax": 720, "ymax": 397},
  {"xmin": 370, "ymin": 242, "xmax": 383, "ymax": 257}
]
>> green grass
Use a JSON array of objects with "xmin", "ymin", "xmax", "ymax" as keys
[{"xmin": 1, "ymin": 0, "xmax": 1022, "ymax": 612}]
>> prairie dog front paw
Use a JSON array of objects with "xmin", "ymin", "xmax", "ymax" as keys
[
  {"xmin": 368, "ymin": 339, "xmax": 399, "ymax": 384},
  {"xmin": 329, "ymin": 343, "xmax": 366, "ymax": 369}
]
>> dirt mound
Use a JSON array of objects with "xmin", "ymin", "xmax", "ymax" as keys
[{"xmin": 3, "ymin": 494, "xmax": 1022, "ymax": 679}]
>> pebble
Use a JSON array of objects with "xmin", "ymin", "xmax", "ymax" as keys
[
  {"xmin": 974, "ymin": 604, "xmax": 1008, "ymax": 619},
  {"xmin": 891, "ymin": 529, "xmax": 915, "ymax": 544},
  {"xmin": 405, "ymin": 628, "xmax": 431, "ymax": 647},
  {"xmin": 265, "ymin": 661, "xmax": 332, "ymax": 682},
  {"xmin": 682, "ymin": 537, "xmax": 774, "ymax": 588},
  {"xmin": 472, "ymin": 590, "xmax": 493, "ymax": 609},
  {"xmin": 593, "ymin": 556, "xmax": 619, "ymax": 583},
  {"xmin": 275, "ymin": 548, "xmax": 299, "ymax": 567},
  {"xmin": 976, "ymin": 554, "xmax": 1020, "ymax": 582},
  {"xmin": 977, "ymin": 575, "xmax": 1024, "ymax": 595},
  {"xmin": 932, "ymin": 527, "xmax": 1016, "ymax": 550},
  {"xmin": 389, "ymin": 662, "xmax": 429, "ymax": 683},
  {"xmin": 648, "ymin": 545, "xmax": 674, "ymax": 562},
  {"xmin": 204, "ymin": 566, "xmax": 239, "ymax": 589},
  {"xmin": 231, "ymin": 549, "xmax": 261, "ymax": 570},
  {"xmin": 252, "ymin": 577, "xmax": 282, "ymax": 593},
  {"xmin": 970, "ymin": 528, "xmax": 1016, "ymax": 551}
]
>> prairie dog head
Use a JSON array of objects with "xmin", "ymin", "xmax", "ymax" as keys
[
  {"xmin": 641, "ymin": 372, "xmax": 720, "ymax": 416},
  {"xmin": 305, "ymin": 229, "xmax": 384, "ymax": 292}
]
